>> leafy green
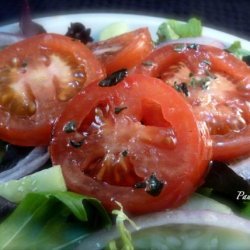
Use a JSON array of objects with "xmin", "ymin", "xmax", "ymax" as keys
[
  {"xmin": 157, "ymin": 17, "xmax": 202, "ymax": 43},
  {"xmin": 0, "ymin": 165, "xmax": 67, "ymax": 203},
  {"xmin": 241, "ymin": 201, "xmax": 250, "ymax": 218},
  {"xmin": 99, "ymin": 21, "xmax": 129, "ymax": 40},
  {"xmin": 106, "ymin": 202, "xmax": 139, "ymax": 250},
  {"xmin": 227, "ymin": 41, "xmax": 250, "ymax": 59},
  {"xmin": 0, "ymin": 192, "xmax": 111, "ymax": 249}
]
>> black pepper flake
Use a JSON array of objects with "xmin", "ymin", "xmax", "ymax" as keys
[
  {"xmin": 114, "ymin": 106, "xmax": 127, "ymax": 114},
  {"xmin": 134, "ymin": 173, "xmax": 164, "ymax": 196},
  {"xmin": 69, "ymin": 139, "xmax": 83, "ymax": 148},
  {"xmin": 99, "ymin": 69, "xmax": 128, "ymax": 87},
  {"xmin": 63, "ymin": 121, "xmax": 77, "ymax": 133},
  {"xmin": 174, "ymin": 82, "xmax": 189, "ymax": 97}
]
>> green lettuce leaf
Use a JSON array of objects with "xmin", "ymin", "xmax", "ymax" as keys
[
  {"xmin": 227, "ymin": 41, "xmax": 250, "ymax": 59},
  {"xmin": 0, "ymin": 192, "xmax": 111, "ymax": 249},
  {"xmin": 157, "ymin": 17, "xmax": 202, "ymax": 43}
]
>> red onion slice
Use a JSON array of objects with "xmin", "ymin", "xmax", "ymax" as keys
[
  {"xmin": 157, "ymin": 36, "xmax": 225, "ymax": 49},
  {"xmin": 0, "ymin": 32, "xmax": 25, "ymax": 47},
  {"xmin": 0, "ymin": 147, "xmax": 49, "ymax": 183},
  {"xmin": 79, "ymin": 209, "xmax": 250, "ymax": 250},
  {"xmin": 230, "ymin": 157, "xmax": 250, "ymax": 180}
]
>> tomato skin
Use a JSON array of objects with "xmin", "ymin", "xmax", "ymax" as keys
[
  {"xmin": 88, "ymin": 28, "xmax": 153, "ymax": 74},
  {"xmin": 0, "ymin": 33, "xmax": 105, "ymax": 146},
  {"xmin": 50, "ymin": 74, "xmax": 211, "ymax": 215},
  {"xmin": 134, "ymin": 44, "xmax": 250, "ymax": 160}
]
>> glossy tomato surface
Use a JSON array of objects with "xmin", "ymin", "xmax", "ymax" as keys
[
  {"xmin": 134, "ymin": 44, "xmax": 250, "ymax": 161},
  {"xmin": 88, "ymin": 28, "xmax": 153, "ymax": 74},
  {"xmin": 0, "ymin": 33, "xmax": 105, "ymax": 146},
  {"xmin": 50, "ymin": 74, "xmax": 211, "ymax": 215}
]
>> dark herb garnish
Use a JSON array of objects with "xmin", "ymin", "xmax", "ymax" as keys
[
  {"xmin": 121, "ymin": 150, "xmax": 128, "ymax": 157},
  {"xmin": 243, "ymin": 55, "xmax": 250, "ymax": 66},
  {"xmin": 200, "ymin": 161, "xmax": 250, "ymax": 204},
  {"xmin": 69, "ymin": 139, "xmax": 83, "ymax": 148},
  {"xmin": 114, "ymin": 106, "xmax": 127, "ymax": 114},
  {"xmin": 173, "ymin": 82, "xmax": 189, "ymax": 96},
  {"xmin": 63, "ymin": 121, "xmax": 77, "ymax": 133},
  {"xmin": 65, "ymin": 22, "xmax": 93, "ymax": 44},
  {"xmin": 134, "ymin": 173, "xmax": 164, "ymax": 196},
  {"xmin": 205, "ymin": 69, "xmax": 217, "ymax": 79},
  {"xmin": 99, "ymin": 69, "xmax": 128, "ymax": 87},
  {"xmin": 202, "ymin": 59, "xmax": 211, "ymax": 66},
  {"xmin": 190, "ymin": 76, "xmax": 211, "ymax": 90}
]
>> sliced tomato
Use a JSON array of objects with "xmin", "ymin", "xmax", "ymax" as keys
[
  {"xmin": 0, "ymin": 33, "xmax": 105, "ymax": 146},
  {"xmin": 50, "ymin": 74, "xmax": 211, "ymax": 215},
  {"xmin": 134, "ymin": 44, "xmax": 250, "ymax": 161},
  {"xmin": 88, "ymin": 28, "xmax": 153, "ymax": 74}
]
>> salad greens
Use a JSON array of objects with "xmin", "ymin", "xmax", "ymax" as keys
[
  {"xmin": 227, "ymin": 40, "xmax": 250, "ymax": 59},
  {"xmin": 107, "ymin": 202, "xmax": 139, "ymax": 250},
  {"xmin": 99, "ymin": 21, "xmax": 129, "ymax": 41},
  {"xmin": 0, "ymin": 165, "xmax": 66, "ymax": 203},
  {"xmin": 157, "ymin": 17, "xmax": 202, "ymax": 42},
  {"xmin": 0, "ymin": 192, "xmax": 111, "ymax": 249}
]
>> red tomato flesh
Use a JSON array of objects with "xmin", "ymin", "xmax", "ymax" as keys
[
  {"xmin": 88, "ymin": 28, "xmax": 153, "ymax": 74},
  {"xmin": 50, "ymin": 74, "xmax": 211, "ymax": 215},
  {"xmin": 134, "ymin": 44, "xmax": 250, "ymax": 161},
  {"xmin": 0, "ymin": 33, "xmax": 105, "ymax": 146}
]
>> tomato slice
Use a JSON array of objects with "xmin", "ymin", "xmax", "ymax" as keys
[
  {"xmin": 88, "ymin": 28, "xmax": 153, "ymax": 74},
  {"xmin": 50, "ymin": 74, "xmax": 211, "ymax": 215},
  {"xmin": 134, "ymin": 44, "xmax": 250, "ymax": 161},
  {"xmin": 0, "ymin": 33, "xmax": 105, "ymax": 146}
]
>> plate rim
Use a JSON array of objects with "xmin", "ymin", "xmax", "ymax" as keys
[{"xmin": 0, "ymin": 12, "xmax": 249, "ymax": 48}]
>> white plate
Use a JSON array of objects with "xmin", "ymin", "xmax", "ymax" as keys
[{"xmin": 0, "ymin": 13, "xmax": 250, "ymax": 49}]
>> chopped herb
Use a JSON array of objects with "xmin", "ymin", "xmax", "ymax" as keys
[
  {"xmin": 190, "ymin": 76, "xmax": 211, "ymax": 90},
  {"xmin": 63, "ymin": 121, "xmax": 77, "ymax": 133},
  {"xmin": 134, "ymin": 173, "xmax": 164, "ymax": 196},
  {"xmin": 205, "ymin": 69, "xmax": 217, "ymax": 79},
  {"xmin": 174, "ymin": 82, "xmax": 189, "ymax": 96},
  {"xmin": 134, "ymin": 181, "xmax": 146, "ymax": 189},
  {"xmin": 21, "ymin": 61, "xmax": 28, "ymax": 68},
  {"xmin": 114, "ymin": 106, "xmax": 127, "ymax": 114},
  {"xmin": 187, "ymin": 43, "xmax": 199, "ymax": 50},
  {"xmin": 99, "ymin": 69, "xmax": 128, "ymax": 87},
  {"xmin": 142, "ymin": 61, "xmax": 154, "ymax": 67},
  {"xmin": 121, "ymin": 150, "xmax": 128, "ymax": 157},
  {"xmin": 69, "ymin": 139, "xmax": 83, "ymax": 148},
  {"xmin": 202, "ymin": 59, "xmax": 211, "ymax": 66},
  {"xmin": 173, "ymin": 44, "xmax": 186, "ymax": 52}
]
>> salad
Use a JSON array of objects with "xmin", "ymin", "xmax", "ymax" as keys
[{"xmin": 0, "ymin": 3, "xmax": 250, "ymax": 249}]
